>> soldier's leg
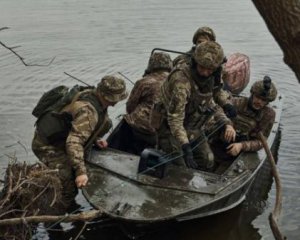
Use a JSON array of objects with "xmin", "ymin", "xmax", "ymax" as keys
[
  {"xmin": 192, "ymin": 139, "xmax": 215, "ymax": 170},
  {"xmin": 32, "ymin": 132, "xmax": 77, "ymax": 208},
  {"xmin": 158, "ymin": 124, "xmax": 185, "ymax": 166}
]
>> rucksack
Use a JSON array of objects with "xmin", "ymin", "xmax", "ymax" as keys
[
  {"xmin": 32, "ymin": 85, "xmax": 95, "ymax": 144},
  {"xmin": 32, "ymin": 85, "xmax": 94, "ymax": 119}
]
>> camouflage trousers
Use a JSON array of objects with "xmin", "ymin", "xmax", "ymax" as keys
[
  {"xmin": 158, "ymin": 122, "xmax": 215, "ymax": 169},
  {"xmin": 31, "ymin": 131, "xmax": 78, "ymax": 208}
]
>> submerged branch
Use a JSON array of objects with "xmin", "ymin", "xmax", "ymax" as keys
[
  {"xmin": 0, "ymin": 210, "xmax": 103, "ymax": 225},
  {"xmin": 258, "ymin": 132, "xmax": 286, "ymax": 240}
]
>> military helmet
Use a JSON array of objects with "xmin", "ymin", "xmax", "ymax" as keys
[
  {"xmin": 250, "ymin": 76, "xmax": 277, "ymax": 102},
  {"xmin": 192, "ymin": 26, "xmax": 216, "ymax": 44},
  {"xmin": 146, "ymin": 52, "xmax": 173, "ymax": 73},
  {"xmin": 193, "ymin": 41, "xmax": 224, "ymax": 69},
  {"xmin": 97, "ymin": 75, "xmax": 128, "ymax": 102}
]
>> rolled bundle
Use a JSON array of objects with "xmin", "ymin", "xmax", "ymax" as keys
[{"xmin": 222, "ymin": 53, "xmax": 250, "ymax": 95}]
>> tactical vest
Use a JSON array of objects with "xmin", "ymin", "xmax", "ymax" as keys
[
  {"xmin": 37, "ymin": 90, "xmax": 111, "ymax": 146},
  {"xmin": 232, "ymin": 97, "xmax": 263, "ymax": 139},
  {"xmin": 77, "ymin": 92, "xmax": 111, "ymax": 149}
]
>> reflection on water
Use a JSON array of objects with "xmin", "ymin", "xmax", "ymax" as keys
[{"xmin": 1, "ymin": 0, "xmax": 300, "ymax": 239}]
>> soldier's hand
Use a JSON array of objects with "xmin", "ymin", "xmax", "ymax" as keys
[
  {"xmin": 75, "ymin": 174, "xmax": 88, "ymax": 188},
  {"xmin": 96, "ymin": 139, "xmax": 108, "ymax": 149},
  {"xmin": 182, "ymin": 143, "xmax": 198, "ymax": 169},
  {"xmin": 226, "ymin": 143, "xmax": 243, "ymax": 156},
  {"xmin": 224, "ymin": 125, "xmax": 236, "ymax": 142}
]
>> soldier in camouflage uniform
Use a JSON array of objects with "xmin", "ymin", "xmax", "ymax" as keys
[
  {"xmin": 173, "ymin": 26, "xmax": 216, "ymax": 67},
  {"xmin": 210, "ymin": 76, "xmax": 277, "ymax": 161},
  {"xmin": 123, "ymin": 52, "xmax": 172, "ymax": 154},
  {"xmin": 32, "ymin": 75, "xmax": 128, "ymax": 208},
  {"xmin": 157, "ymin": 41, "xmax": 236, "ymax": 170}
]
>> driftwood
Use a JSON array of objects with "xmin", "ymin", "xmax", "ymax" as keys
[
  {"xmin": 258, "ymin": 132, "xmax": 286, "ymax": 240},
  {"xmin": 0, "ymin": 209, "xmax": 103, "ymax": 225}
]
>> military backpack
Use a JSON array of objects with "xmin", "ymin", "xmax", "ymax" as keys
[{"xmin": 32, "ymin": 85, "xmax": 95, "ymax": 144}]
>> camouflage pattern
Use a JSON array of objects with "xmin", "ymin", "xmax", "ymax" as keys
[
  {"xmin": 192, "ymin": 26, "xmax": 216, "ymax": 44},
  {"xmin": 193, "ymin": 41, "xmax": 224, "ymax": 70},
  {"xmin": 230, "ymin": 96, "xmax": 276, "ymax": 151},
  {"xmin": 172, "ymin": 47, "xmax": 194, "ymax": 68},
  {"xmin": 97, "ymin": 75, "xmax": 128, "ymax": 103},
  {"xmin": 145, "ymin": 52, "xmax": 173, "ymax": 73},
  {"xmin": 250, "ymin": 77, "xmax": 277, "ymax": 102},
  {"xmin": 32, "ymin": 97, "xmax": 110, "ymax": 205},
  {"xmin": 158, "ymin": 63, "xmax": 231, "ymax": 168},
  {"xmin": 124, "ymin": 71, "xmax": 169, "ymax": 134},
  {"xmin": 222, "ymin": 53, "xmax": 250, "ymax": 95}
]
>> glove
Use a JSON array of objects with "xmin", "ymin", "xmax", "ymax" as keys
[
  {"xmin": 181, "ymin": 143, "xmax": 198, "ymax": 169},
  {"xmin": 223, "ymin": 103, "xmax": 237, "ymax": 118}
]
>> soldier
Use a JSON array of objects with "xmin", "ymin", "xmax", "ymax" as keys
[
  {"xmin": 32, "ymin": 75, "xmax": 128, "ymax": 208},
  {"xmin": 210, "ymin": 76, "xmax": 277, "ymax": 161},
  {"xmin": 156, "ymin": 41, "xmax": 235, "ymax": 170},
  {"xmin": 123, "ymin": 52, "xmax": 172, "ymax": 154},
  {"xmin": 173, "ymin": 26, "xmax": 216, "ymax": 67}
]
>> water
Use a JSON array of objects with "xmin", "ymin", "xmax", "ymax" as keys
[{"xmin": 0, "ymin": 0, "xmax": 299, "ymax": 239}]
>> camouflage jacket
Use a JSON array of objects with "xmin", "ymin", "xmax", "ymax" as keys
[
  {"xmin": 172, "ymin": 47, "xmax": 194, "ymax": 68},
  {"xmin": 124, "ymin": 71, "xmax": 169, "ymax": 133},
  {"xmin": 230, "ymin": 96, "xmax": 276, "ymax": 151},
  {"xmin": 62, "ymin": 94, "xmax": 110, "ymax": 177},
  {"xmin": 160, "ymin": 63, "xmax": 231, "ymax": 145}
]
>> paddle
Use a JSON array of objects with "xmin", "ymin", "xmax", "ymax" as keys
[{"xmin": 257, "ymin": 131, "xmax": 286, "ymax": 240}]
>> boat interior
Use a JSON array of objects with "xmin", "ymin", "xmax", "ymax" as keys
[{"xmin": 106, "ymin": 119, "xmax": 241, "ymax": 178}]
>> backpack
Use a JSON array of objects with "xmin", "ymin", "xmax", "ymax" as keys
[
  {"xmin": 32, "ymin": 85, "xmax": 93, "ymax": 118},
  {"xmin": 33, "ymin": 85, "xmax": 95, "ymax": 144}
]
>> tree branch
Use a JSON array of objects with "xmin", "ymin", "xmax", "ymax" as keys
[{"xmin": 0, "ymin": 210, "xmax": 104, "ymax": 225}]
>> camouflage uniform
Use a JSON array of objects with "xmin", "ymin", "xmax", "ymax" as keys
[
  {"xmin": 158, "ymin": 60, "xmax": 231, "ymax": 168},
  {"xmin": 32, "ymin": 75, "xmax": 127, "ymax": 206},
  {"xmin": 125, "ymin": 71, "xmax": 169, "ymax": 134},
  {"xmin": 210, "ymin": 76, "xmax": 277, "ymax": 160},
  {"xmin": 231, "ymin": 96, "xmax": 275, "ymax": 151},
  {"xmin": 123, "ymin": 52, "xmax": 172, "ymax": 153}
]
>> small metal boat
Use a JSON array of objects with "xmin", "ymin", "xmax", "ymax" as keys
[{"xmin": 83, "ymin": 95, "xmax": 283, "ymax": 223}]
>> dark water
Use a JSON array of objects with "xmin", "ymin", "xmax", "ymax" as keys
[{"xmin": 0, "ymin": 0, "xmax": 299, "ymax": 239}]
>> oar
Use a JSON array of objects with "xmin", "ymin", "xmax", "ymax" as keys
[{"xmin": 257, "ymin": 131, "xmax": 286, "ymax": 240}]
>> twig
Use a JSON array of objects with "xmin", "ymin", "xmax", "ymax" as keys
[
  {"xmin": 0, "ymin": 165, "xmax": 13, "ymax": 208},
  {"xmin": 117, "ymin": 72, "xmax": 135, "ymax": 85},
  {"xmin": 73, "ymin": 222, "xmax": 87, "ymax": 240},
  {"xmin": 23, "ymin": 182, "xmax": 51, "ymax": 210},
  {"xmin": 0, "ymin": 27, "xmax": 9, "ymax": 31},
  {"xmin": 0, "ymin": 210, "xmax": 103, "ymax": 225},
  {"xmin": 258, "ymin": 132, "xmax": 286, "ymax": 240},
  {"xmin": 0, "ymin": 40, "xmax": 55, "ymax": 67},
  {"xmin": 64, "ymin": 72, "xmax": 92, "ymax": 86},
  {"xmin": 0, "ymin": 209, "xmax": 25, "ymax": 219}
]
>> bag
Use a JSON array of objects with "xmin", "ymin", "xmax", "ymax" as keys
[
  {"xmin": 33, "ymin": 84, "xmax": 94, "ymax": 144},
  {"xmin": 32, "ymin": 85, "xmax": 93, "ymax": 118}
]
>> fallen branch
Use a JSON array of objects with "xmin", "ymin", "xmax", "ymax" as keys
[
  {"xmin": 258, "ymin": 132, "xmax": 286, "ymax": 240},
  {"xmin": 0, "ymin": 210, "xmax": 103, "ymax": 225}
]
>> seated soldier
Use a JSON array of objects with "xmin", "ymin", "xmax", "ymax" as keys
[
  {"xmin": 123, "ymin": 52, "xmax": 173, "ymax": 154},
  {"xmin": 209, "ymin": 76, "xmax": 277, "ymax": 162}
]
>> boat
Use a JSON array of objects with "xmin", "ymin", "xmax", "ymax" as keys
[{"xmin": 82, "ymin": 94, "xmax": 283, "ymax": 224}]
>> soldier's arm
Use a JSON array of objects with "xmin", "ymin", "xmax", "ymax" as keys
[
  {"xmin": 126, "ymin": 80, "xmax": 143, "ymax": 114},
  {"xmin": 167, "ymin": 78, "xmax": 191, "ymax": 145},
  {"xmin": 65, "ymin": 103, "xmax": 98, "ymax": 177},
  {"xmin": 241, "ymin": 107, "xmax": 276, "ymax": 152}
]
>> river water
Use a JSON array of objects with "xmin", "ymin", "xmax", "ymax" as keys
[{"xmin": 0, "ymin": 0, "xmax": 299, "ymax": 239}]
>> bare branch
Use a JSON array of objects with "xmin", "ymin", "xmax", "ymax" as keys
[
  {"xmin": 0, "ymin": 27, "xmax": 9, "ymax": 31},
  {"xmin": 0, "ymin": 210, "xmax": 103, "ymax": 225},
  {"xmin": 0, "ymin": 40, "xmax": 56, "ymax": 67}
]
